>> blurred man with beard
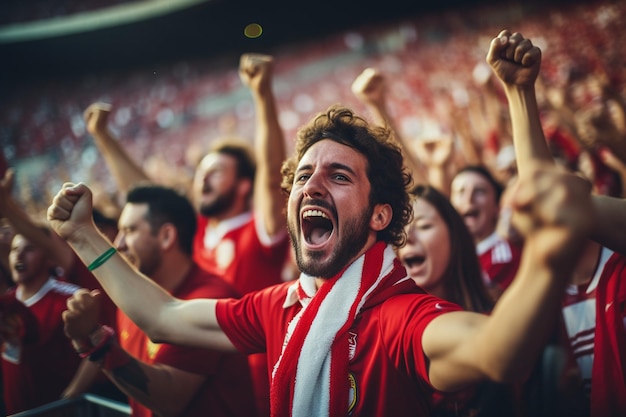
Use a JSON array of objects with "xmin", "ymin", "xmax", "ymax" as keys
[
  {"xmin": 83, "ymin": 54, "xmax": 290, "ymax": 296},
  {"xmin": 191, "ymin": 135, "xmax": 289, "ymax": 295},
  {"xmin": 63, "ymin": 184, "xmax": 257, "ymax": 417}
]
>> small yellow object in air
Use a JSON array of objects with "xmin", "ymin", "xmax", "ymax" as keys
[{"xmin": 244, "ymin": 23, "xmax": 263, "ymax": 39}]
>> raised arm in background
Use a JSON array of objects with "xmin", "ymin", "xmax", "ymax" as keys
[
  {"xmin": 574, "ymin": 73, "xmax": 626, "ymax": 165},
  {"xmin": 410, "ymin": 28, "xmax": 591, "ymax": 394},
  {"xmin": 486, "ymin": 30, "xmax": 626, "ymax": 256},
  {"xmin": 239, "ymin": 53, "xmax": 287, "ymax": 238},
  {"xmin": 0, "ymin": 168, "xmax": 74, "ymax": 272},
  {"xmin": 413, "ymin": 136, "xmax": 455, "ymax": 197},
  {"xmin": 486, "ymin": 30, "xmax": 552, "ymax": 177},
  {"xmin": 598, "ymin": 147, "xmax": 626, "ymax": 197},
  {"xmin": 351, "ymin": 68, "xmax": 426, "ymax": 184},
  {"xmin": 83, "ymin": 103, "xmax": 151, "ymax": 194}
]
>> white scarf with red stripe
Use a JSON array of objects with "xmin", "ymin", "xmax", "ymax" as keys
[{"xmin": 270, "ymin": 242, "xmax": 412, "ymax": 417}]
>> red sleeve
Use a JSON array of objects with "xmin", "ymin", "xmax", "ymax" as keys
[
  {"xmin": 0, "ymin": 292, "xmax": 39, "ymax": 344},
  {"xmin": 216, "ymin": 283, "xmax": 294, "ymax": 355},
  {"xmin": 381, "ymin": 293, "xmax": 463, "ymax": 384},
  {"xmin": 156, "ymin": 265, "xmax": 243, "ymax": 374},
  {"xmin": 216, "ymin": 292, "xmax": 270, "ymax": 354},
  {"xmin": 155, "ymin": 343, "xmax": 223, "ymax": 375}
]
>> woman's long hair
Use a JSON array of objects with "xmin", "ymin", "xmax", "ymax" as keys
[{"xmin": 410, "ymin": 184, "xmax": 494, "ymax": 313}]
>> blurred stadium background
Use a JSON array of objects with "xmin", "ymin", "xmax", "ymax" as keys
[{"xmin": 0, "ymin": 0, "xmax": 620, "ymax": 215}]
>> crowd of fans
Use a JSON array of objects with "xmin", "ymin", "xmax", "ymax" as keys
[{"xmin": 2, "ymin": 1, "xmax": 625, "ymax": 218}]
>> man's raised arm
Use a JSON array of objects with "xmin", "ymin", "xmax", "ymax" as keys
[
  {"xmin": 424, "ymin": 162, "xmax": 592, "ymax": 391},
  {"xmin": 47, "ymin": 182, "xmax": 233, "ymax": 350},
  {"xmin": 421, "ymin": 30, "xmax": 594, "ymax": 392},
  {"xmin": 486, "ymin": 30, "xmax": 626, "ymax": 255},
  {"xmin": 84, "ymin": 103, "xmax": 151, "ymax": 193},
  {"xmin": 486, "ymin": 30, "xmax": 552, "ymax": 177},
  {"xmin": 239, "ymin": 53, "xmax": 287, "ymax": 238}
]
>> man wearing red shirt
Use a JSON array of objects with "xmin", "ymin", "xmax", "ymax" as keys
[
  {"xmin": 0, "ymin": 167, "xmax": 122, "ymax": 402},
  {"xmin": 215, "ymin": 241, "xmax": 462, "ymax": 416},
  {"xmin": 63, "ymin": 184, "xmax": 257, "ymax": 417},
  {"xmin": 189, "ymin": 53, "xmax": 290, "ymax": 295},
  {"xmin": 191, "ymin": 139, "xmax": 290, "ymax": 295}
]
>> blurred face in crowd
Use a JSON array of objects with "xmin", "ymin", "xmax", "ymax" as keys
[
  {"xmin": 114, "ymin": 203, "xmax": 163, "ymax": 279},
  {"xmin": 287, "ymin": 139, "xmax": 379, "ymax": 279},
  {"xmin": 0, "ymin": 220, "xmax": 14, "ymax": 250},
  {"xmin": 192, "ymin": 152, "xmax": 241, "ymax": 219},
  {"xmin": 9, "ymin": 234, "xmax": 49, "ymax": 286},
  {"xmin": 0, "ymin": 220, "xmax": 15, "ymax": 267},
  {"xmin": 398, "ymin": 198, "xmax": 451, "ymax": 297},
  {"xmin": 450, "ymin": 171, "xmax": 499, "ymax": 243}
]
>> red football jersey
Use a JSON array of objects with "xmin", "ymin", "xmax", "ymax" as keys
[
  {"xmin": 193, "ymin": 213, "xmax": 290, "ymax": 295},
  {"xmin": 476, "ymin": 232, "xmax": 522, "ymax": 292},
  {"xmin": 2, "ymin": 279, "xmax": 82, "ymax": 415},
  {"xmin": 216, "ymin": 281, "xmax": 462, "ymax": 416},
  {"xmin": 561, "ymin": 247, "xmax": 626, "ymax": 399}
]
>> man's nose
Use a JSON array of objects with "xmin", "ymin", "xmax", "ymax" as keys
[
  {"xmin": 302, "ymin": 172, "xmax": 327, "ymax": 198},
  {"xmin": 113, "ymin": 232, "xmax": 126, "ymax": 251}
]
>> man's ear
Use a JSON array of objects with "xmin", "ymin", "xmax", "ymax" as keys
[
  {"xmin": 237, "ymin": 177, "xmax": 253, "ymax": 199},
  {"xmin": 370, "ymin": 203, "xmax": 392, "ymax": 232},
  {"xmin": 159, "ymin": 223, "xmax": 177, "ymax": 251}
]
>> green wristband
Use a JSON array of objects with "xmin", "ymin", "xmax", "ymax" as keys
[{"xmin": 87, "ymin": 247, "xmax": 117, "ymax": 272}]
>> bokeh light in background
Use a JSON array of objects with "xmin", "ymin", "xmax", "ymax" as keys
[{"xmin": 244, "ymin": 23, "xmax": 263, "ymax": 38}]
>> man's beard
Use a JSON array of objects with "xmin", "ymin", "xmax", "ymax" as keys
[
  {"xmin": 288, "ymin": 206, "xmax": 373, "ymax": 279},
  {"xmin": 131, "ymin": 244, "xmax": 162, "ymax": 278},
  {"xmin": 198, "ymin": 187, "xmax": 237, "ymax": 218}
]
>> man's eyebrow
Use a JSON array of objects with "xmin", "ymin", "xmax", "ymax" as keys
[
  {"xmin": 295, "ymin": 162, "xmax": 356, "ymax": 175},
  {"xmin": 329, "ymin": 162, "xmax": 356, "ymax": 175},
  {"xmin": 295, "ymin": 164, "xmax": 312, "ymax": 174}
]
